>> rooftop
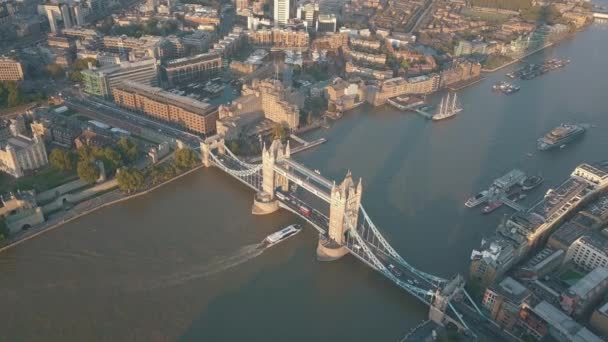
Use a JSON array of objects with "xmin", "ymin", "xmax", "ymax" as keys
[
  {"xmin": 530, "ymin": 177, "xmax": 589, "ymax": 221},
  {"xmin": 533, "ymin": 301, "xmax": 604, "ymax": 342},
  {"xmin": 597, "ymin": 301, "xmax": 608, "ymax": 316},
  {"xmin": 164, "ymin": 52, "xmax": 221, "ymax": 68},
  {"xmin": 577, "ymin": 234, "xmax": 608, "ymax": 255},
  {"xmin": 115, "ymin": 81, "xmax": 215, "ymax": 116},
  {"xmin": 494, "ymin": 277, "xmax": 529, "ymax": 304},
  {"xmin": 567, "ymin": 267, "xmax": 608, "ymax": 298},
  {"xmin": 470, "ymin": 236, "xmax": 515, "ymax": 268},
  {"xmin": 4, "ymin": 135, "xmax": 38, "ymax": 151},
  {"xmin": 520, "ymin": 248, "xmax": 564, "ymax": 272},
  {"xmin": 83, "ymin": 58, "xmax": 157, "ymax": 76},
  {"xmin": 551, "ymin": 221, "xmax": 588, "ymax": 248}
]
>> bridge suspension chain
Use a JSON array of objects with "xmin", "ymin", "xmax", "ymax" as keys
[
  {"xmin": 209, "ymin": 152, "xmax": 262, "ymax": 176},
  {"xmin": 223, "ymin": 147, "xmax": 261, "ymax": 169},
  {"xmin": 359, "ymin": 206, "xmax": 447, "ymax": 285},
  {"xmin": 347, "ymin": 226, "xmax": 435, "ymax": 303}
]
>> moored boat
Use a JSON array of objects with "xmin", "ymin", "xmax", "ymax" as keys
[
  {"xmin": 482, "ymin": 200, "xmax": 503, "ymax": 214},
  {"xmin": 466, "ymin": 190, "xmax": 489, "ymax": 208},
  {"xmin": 522, "ymin": 175, "xmax": 544, "ymax": 191}
]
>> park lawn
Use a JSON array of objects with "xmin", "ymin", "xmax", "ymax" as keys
[
  {"xmin": 0, "ymin": 168, "xmax": 78, "ymax": 194},
  {"xmin": 483, "ymin": 55, "xmax": 514, "ymax": 69},
  {"xmin": 559, "ymin": 268, "xmax": 584, "ymax": 285}
]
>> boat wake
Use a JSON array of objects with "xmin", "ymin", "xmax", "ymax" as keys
[{"xmin": 141, "ymin": 243, "xmax": 266, "ymax": 290}]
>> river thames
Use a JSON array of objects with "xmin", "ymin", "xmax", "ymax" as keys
[{"xmin": 2, "ymin": 23, "xmax": 608, "ymax": 342}]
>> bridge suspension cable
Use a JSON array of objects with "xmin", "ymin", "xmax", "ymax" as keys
[
  {"xmin": 224, "ymin": 147, "xmax": 261, "ymax": 169},
  {"xmin": 347, "ymin": 226, "xmax": 435, "ymax": 304},
  {"xmin": 209, "ymin": 152, "xmax": 262, "ymax": 190},
  {"xmin": 359, "ymin": 206, "xmax": 447, "ymax": 285}
]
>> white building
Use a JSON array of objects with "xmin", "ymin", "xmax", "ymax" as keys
[
  {"xmin": 296, "ymin": 2, "xmax": 318, "ymax": 29},
  {"xmin": 566, "ymin": 235, "xmax": 608, "ymax": 271},
  {"xmin": 44, "ymin": 3, "xmax": 85, "ymax": 34},
  {"xmin": 274, "ymin": 0, "xmax": 295, "ymax": 25},
  {"xmin": 0, "ymin": 135, "xmax": 48, "ymax": 178}
]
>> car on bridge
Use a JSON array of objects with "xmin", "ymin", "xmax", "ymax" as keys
[{"xmin": 388, "ymin": 264, "xmax": 403, "ymax": 277}]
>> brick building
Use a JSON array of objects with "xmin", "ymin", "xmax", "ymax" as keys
[{"xmin": 112, "ymin": 81, "xmax": 218, "ymax": 135}]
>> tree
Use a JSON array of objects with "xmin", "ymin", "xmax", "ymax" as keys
[
  {"xmin": 102, "ymin": 147, "xmax": 123, "ymax": 172},
  {"xmin": 6, "ymin": 82, "xmax": 23, "ymax": 107},
  {"xmin": 49, "ymin": 148, "xmax": 74, "ymax": 172},
  {"xmin": 116, "ymin": 137, "xmax": 138, "ymax": 163},
  {"xmin": 77, "ymin": 160, "xmax": 100, "ymax": 184},
  {"xmin": 227, "ymin": 140, "xmax": 240, "ymax": 155},
  {"xmin": 117, "ymin": 167, "xmax": 144, "ymax": 193},
  {"xmin": 272, "ymin": 123, "xmax": 289, "ymax": 142},
  {"xmin": 0, "ymin": 218, "xmax": 7, "ymax": 241},
  {"xmin": 173, "ymin": 148, "xmax": 200, "ymax": 170},
  {"xmin": 46, "ymin": 64, "xmax": 65, "ymax": 79}
]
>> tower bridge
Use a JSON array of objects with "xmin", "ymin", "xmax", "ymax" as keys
[{"xmin": 201, "ymin": 135, "xmax": 484, "ymax": 332}]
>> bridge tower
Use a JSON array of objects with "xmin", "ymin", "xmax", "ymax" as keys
[
  {"xmin": 200, "ymin": 135, "xmax": 226, "ymax": 167},
  {"xmin": 317, "ymin": 171, "xmax": 363, "ymax": 261},
  {"xmin": 252, "ymin": 139, "xmax": 289, "ymax": 215},
  {"xmin": 429, "ymin": 274, "xmax": 466, "ymax": 330}
]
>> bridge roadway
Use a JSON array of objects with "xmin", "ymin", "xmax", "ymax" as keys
[
  {"xmin": 207, "ymin": 147, "xmax": 501, "ymax": 333},
  {"xmin": 212, "ymin": 150, "xmax": 438, "ymax": 300}
]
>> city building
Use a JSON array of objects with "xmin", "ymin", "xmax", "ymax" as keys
[
  {"xmin": 216, "ymin": 95, "xmax": 264, "ymax": 139},
  {"xmin": 296, "ymin": 2, "xmax": 319, "ymax": 30},
  {"xmin": 482, "ymin": 277, "xmax": 530, "ymax": 330},
  {"xmin": 101, "ymin": 35, "xmax": 163, "ymax": 60},
  {"xmin": 469, "ymin": 237, "xmax": 517, "ymax": 287},
  {"xmin": 454, "ymin": 39, "xmax": 488, "ymax": 56},
  {"xmin": 182, "ymin": 30, "xmax": 215, "ymax": 54},
  {"xmin": 274, "ymin": 0, "xmax": 295, "ymax": 25},
  {"xmin": 0, "ymin": 190, "xmax": 44, "ymax": 234},
  {"xmin": 82, "ymin": 58, "xmax": 159, "ymax": 98},
  {"xmin": 316, "ymin": 14, "xmax": 336, "ymax": 32},
  {"xmin": 345, "ymin": 62, "xmax": 393, "ymax": 80},
  {"xmin": 561, "ymin": 267, "xmax": 608, "ymax": 316},
  {"xmin": 514, "ymin": 247, "xmax": 564, "ymax": 281},
  {"xmin": 0, "ymin": 135, "xmax": 48, "ymax": 178},
  {"xmin": 112, "ymin": 81, "xmax": 218, "ymax": 135},
  {"xmin": 0, "ymin": 57, "xmax": 24, "ymax": 81},
  {"xmin": 74, "ymin": 128, "xmax": 114, "ymax": 149},
  {"xmin": 31, "ymin": 113, "xmax": 82, "ymax": 147},
  {"xmin": 439, "ymin": 59, "xmax": 482, "ymax": 88},
  {"xmin": 364, "ymin": 75, "xmax": 440, "ymax": 106},
  {"xmin": 44, "ymin": 2, "xmax": 85, "ymax": 35},
  {"xmin": 210, "ymin": 28, "xmax": 247, "ymax": 58},
  {"xmin": 164, "ymin": 53, "xmax": 221, "ymax": 87},
  {"xmin": 247, "ymin": 27, "xmax": 309, "ymax": 48},
  {"xmin": 325, "ymin": 77, "xmax": 364, "ymax": 112},
  {"xmin": 522, "ymin": 301, "xmax": 603, "ymax": 342},
  {"xmin": 565, "ymin": 234, "xmax": 608, "ymax": 271},
  {"xmin": 61, "ymin": 27, "xmax": 99, "ymax": 41},
  {"xmin": 77, "ymin": 50, "xmax": 122, "ymax": 67},
  {"xmin": 549, "ymin": 221, "xmax": 591, "ymax": 251},
  {"xmin": 590, "ymin": 301, "xmax": 608, "ymax": 337},
  {"xmin": 257, "ymin": 79, "xmax": 300, "ymax": 130}
]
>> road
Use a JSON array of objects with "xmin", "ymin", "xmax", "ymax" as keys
[{"xmin": 407, "ymin": 0, "xmax": 434, "ymax": 33}]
